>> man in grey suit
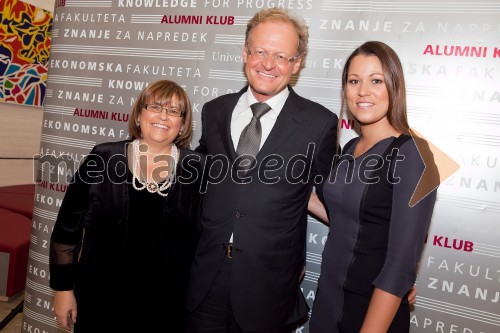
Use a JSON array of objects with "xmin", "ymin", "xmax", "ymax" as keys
[{"xmin": 187, "ymin": 8, "xmax": 338, "ymax": 333}]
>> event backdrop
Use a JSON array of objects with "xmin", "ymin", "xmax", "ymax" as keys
[{"xmin": 23, "ymin": 0, "xmax": 499, "ymax": 332}]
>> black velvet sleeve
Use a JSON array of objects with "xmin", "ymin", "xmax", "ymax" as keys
[{"xmin": 49, "ymin": 146, "xmax": 104, "ymax": 291}]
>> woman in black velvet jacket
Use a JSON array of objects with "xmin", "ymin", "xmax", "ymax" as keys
[{"xmin": 49, "ymin": 80, "xmax": 204, "ymax": 332}]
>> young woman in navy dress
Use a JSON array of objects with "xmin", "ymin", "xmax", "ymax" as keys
[{"xmin": 308, "ymin": 41, "xmax": 438, "ymax": 333}]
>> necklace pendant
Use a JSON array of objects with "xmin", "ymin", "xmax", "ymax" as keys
[
  {"xmin": 132, "ymin": 139, "xmax": 178, "ymax": 197},
  {"xmin": 146, "ymin": 181, "xmax": 158, "ymax": 193}
]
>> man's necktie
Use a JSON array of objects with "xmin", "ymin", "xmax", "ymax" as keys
[{"xmin": 236, "ymin": 102, "xmax": 272, "ymax": 158}]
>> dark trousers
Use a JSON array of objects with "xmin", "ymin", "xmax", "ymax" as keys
[{"xmin": 188, "ymin": 256, "xmax": 292, "ymax": 333}]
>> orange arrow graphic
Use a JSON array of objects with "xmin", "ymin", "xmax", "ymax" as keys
[{"xmin": 409, "ymin": 128, "xmax": 460, "ymax": 207}]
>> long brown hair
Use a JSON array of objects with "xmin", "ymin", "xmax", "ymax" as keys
[{"xmin": 128, "ymin": 80, "xmax": 193, "ymax": 148}]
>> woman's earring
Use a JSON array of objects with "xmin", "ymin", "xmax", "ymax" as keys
[
  {"xmin": 136, "ymin": 120, "xmax": 140, "ymax": 127},
  {"xmin": 179, "ymin": 130, "xmax": 183, "ymax": 135}
]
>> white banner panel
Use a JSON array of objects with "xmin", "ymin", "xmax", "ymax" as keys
[{"xmin": 23, "ymin": 1, "xmax": 499, "ymax": 332}]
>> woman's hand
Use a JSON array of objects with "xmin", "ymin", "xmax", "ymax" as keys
[
  {"xmin": 53, "ymin": 290, "xmax": 77, "ymax": 329},
  {"xmin": 360, "ymin": 288, "xmax": 401, "ymax": 333}
]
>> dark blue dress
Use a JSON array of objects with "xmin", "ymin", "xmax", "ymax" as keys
[{"xmin": 309, "ymin": 135, "xmax": 437, "ymax": 333}]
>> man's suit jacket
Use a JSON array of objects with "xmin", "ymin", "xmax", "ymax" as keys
[{"xmin": 187, "ymin": 86, "xmax": 338, "ymax": 330}]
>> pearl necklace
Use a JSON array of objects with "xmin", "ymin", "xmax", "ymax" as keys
[{"xmin": 131, "ymin": 139, "xmax": 178, "ymax": 197}]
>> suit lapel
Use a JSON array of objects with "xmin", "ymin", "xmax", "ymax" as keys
[
  {"xmin": 257, "ymin": 88, "xmax": 305, "ymax": 160},
  {"xmin": 216, "ymin": 87, "xmax": 246, "ymax": 161},
  {"xmin": 221, "ymin": 86, "xmax": 305, "ymax": 173}
]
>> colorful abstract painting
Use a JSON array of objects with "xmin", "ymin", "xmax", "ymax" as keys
[{"xmin": 0, "ymin": 0, "xmax": 52, "ymax": 106}]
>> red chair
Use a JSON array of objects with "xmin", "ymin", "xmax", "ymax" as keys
[
  {"xmin": 0, "ymin": 208, "xmax": 31, "ymax": 300},
  {"xmin": 0, "ymin": 184, "xmax": 36, "ymax": 220}
]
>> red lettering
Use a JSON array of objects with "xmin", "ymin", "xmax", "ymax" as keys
[
  {"xmin": 493, "ymin": 47, "xmax": 500, "ymax": 58},
  {"xmin": 452, "ymin": 239, "xmax": 463, "ymax": 250},
  {"xmin": 341, "ymin": 119, "xmax": 355, "ymax": 129},
  {"xmin": 205, "ymin": 16, "xmax": 233, "ymax": 25},
  {"xmin": 464, "ymin": 241, "xmax": 473, "ymax": 252},
  {"xmin": 423, "ymin": 44, "xmax": 434, "ymax": 55},
  {"xmin": 431, "ymin": 235, "xmax": 473, "ymax": 252}
]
